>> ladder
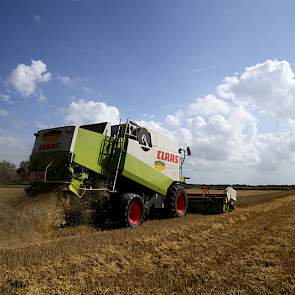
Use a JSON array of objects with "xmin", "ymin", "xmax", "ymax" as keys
[{"xmin": 106, "ymin": 120, "xmax": 130, "ymax": 192}]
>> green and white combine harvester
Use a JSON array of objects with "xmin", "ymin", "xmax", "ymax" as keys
[{"xmin": 18, "ymin": 120, "xmax": 237, "ymax": 227}]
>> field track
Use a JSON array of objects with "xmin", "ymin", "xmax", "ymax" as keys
[{"xmin": 0, "ymin": 187, "xmax": 295, "ymax": 294}]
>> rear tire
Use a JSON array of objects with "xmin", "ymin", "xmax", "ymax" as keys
[
  {"xmin": 121, "ymin": 193, "xmax": 145, "ymax": 227},
  {"xmin": 166, "ymin": 183, "xmax": 188, "ymax": 217}
]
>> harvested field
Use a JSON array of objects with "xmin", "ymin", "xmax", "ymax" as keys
[{"xmin": 0, "ymin": 187, "xmax": 295, "ymax": 294}]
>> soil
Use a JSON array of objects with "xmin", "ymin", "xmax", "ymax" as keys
[{"xmin": 0, "ymin": 187, "xmax": 294, "ymax": 294}]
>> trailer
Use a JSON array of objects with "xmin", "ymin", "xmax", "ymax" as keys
[
  {"xmin": 187, "ymin": 186, "xmax": 237, "ymax": 213},
  {"xmin": 17, "ymin": 120, "xmax": 237, "ymax": 227}
]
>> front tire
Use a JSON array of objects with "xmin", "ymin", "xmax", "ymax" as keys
[
  {"xmin": 121, "ymin": 193, "xmax": 145, "ymax": 227},
  {"xmin": 166, "ymin": 183, "xmax": 188, "ymax": 217}
]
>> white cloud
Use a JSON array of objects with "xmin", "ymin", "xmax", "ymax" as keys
[
  {"xmin": 182, "ymin": 106, "xmax": 259, "ymax": 165},
  {"xmin": 0, "ymin": 135, "xmax": 19, "ymax": 146},
  {"xmin": 35, "ymin": 122, "xmax": 54, "ymax": 130},
  {"xmin": 58, "ymin": 75, "xmax": 74, "ymax": 87},
  {"xmin": 175, "ymin": 127, "xmax": 193, "ymax": 145},
  {"xmin": 217, "ymin": 59, "xmax": 295, "ymax": 119},
  {"xmin": 9, "ymin": 60, "xmax": 51, "ymax": 97},
  {"xmin": 179, "ymin": 105, "xmax": 262, "ymax": 182},
  {"xmin": 0, "ymin": 109, "xmax": 8, "ymax": 118},
  {"xmin": 0, "ymin": 93, "xmax": 11, "ymax": 103},
  {"xmin": 189, "ymin": 95, "xmax": 230, "ymax": 117},
  {"xmin": 158, "ymin": 59, "xmax": 295, "ymax": 183},
  {"xmin": 166, "ymin": 114, "xmax": 181, "ymax": 127},
  {"xmin": 187, "ymin": 116, "xmax": 206, "ymax": 128},
  {"xmin": 256, "ymin": 120, "xmax": 295, "ymax": 171},
  {"xmin": 0, "ymin": 135, "xmax": 30, "ymax": 164},
  {"xmin": 64, "ymin": 99, "xmax": 120, "ymax": 125},
  {"xmin": 136, "ymin": 120, "xmax": 175, "ymax": 140},
  {"xmin": 138, "ymin": 103, "xmax": 259, "ymax": 170}
]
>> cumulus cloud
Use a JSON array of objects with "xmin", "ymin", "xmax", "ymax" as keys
[
  {"xmin": 166, "ymin": 114, "xmax": 181, "ymax": 127},
  {"xmin": 136, "ymin": 120, "xmax": 175, "ymax": 140},
  {"xmin": 217, "ymin": 59, "xmax": 295, "ymax": 119},
  {"xmin": 139, "ymin": 102, "xmax": 259, "ymax": 168},
  {"xmin": 64, "ymin": 99, "xmax": 120, "ymax": 125},
  {"xmin": 183, "ymin": 106, "xmax": 259, "ymax": 164},
  {"xmin": 189, "ymin": 95, "xmax": 230, "ymax": 117},
  {"xmin": 9, "ymin": 60, "xmax": 51, "ymax": 97},
  {"xmin": 256, "ymin": 120, "xmax": 295, "ymax": 171},
  {"xmin": 136, "ymin": 59, "xmax": 295, "ymax": 183}
]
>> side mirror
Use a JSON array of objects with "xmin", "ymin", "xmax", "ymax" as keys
[{"xmin": 187, "ymin": 147, "xmax": 191, "ymax": 156}]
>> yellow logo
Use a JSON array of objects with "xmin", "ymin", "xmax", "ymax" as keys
[
  {"xmin": 42, "ymin": 131, "xmax": 62, "ymax": 143},
  {"xmin": 154, "ymin": 160, "xmax": 166, "ymax": 171}
]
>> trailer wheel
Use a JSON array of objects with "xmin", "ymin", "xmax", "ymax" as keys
[
  {"xmin": 166, "ymin": 183, "xmax": 188, "ymax": 217},
  {"xmin": 121, "ymin": 193, "xmax": 145, "ymax": 227}
]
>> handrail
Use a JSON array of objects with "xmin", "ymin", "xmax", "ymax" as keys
[{"xmin": 112, "ymin": 118, "xmax": 129, "ymax": 192}]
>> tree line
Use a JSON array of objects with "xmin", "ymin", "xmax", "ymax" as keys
[
  {"xmin": 0, "ymin": 160, "xmax": 29, "ymax": 184},
  {"xmin": 185, "ymin": 183, "xmax": 295, "ymax": 190}
]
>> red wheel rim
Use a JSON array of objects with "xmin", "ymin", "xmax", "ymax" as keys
[
  {"xmin": 176, "ymin": 193, "xmax": 186, "ymax": 215},
  {"xmin": 128, "ymin": 201, "xmax": 142, "ymax": 225}
]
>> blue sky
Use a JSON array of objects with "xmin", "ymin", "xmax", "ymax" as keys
[{"xmin": 1, "ymin": 0, "xmax": 295, "ymax": 184}]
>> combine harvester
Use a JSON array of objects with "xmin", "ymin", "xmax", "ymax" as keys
[{"xmin": 18, "ymin": 120, "xmax": 237, "ymax": 227}]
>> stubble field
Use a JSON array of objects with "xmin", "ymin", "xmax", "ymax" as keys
[{"xmin": 0, "ymin": 187, "xmax": 294, "ymax": 294}]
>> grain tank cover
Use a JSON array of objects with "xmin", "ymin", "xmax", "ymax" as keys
[{"xmin": 32, "ymin": 126, "xmax": 75, "ymax": 154}]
